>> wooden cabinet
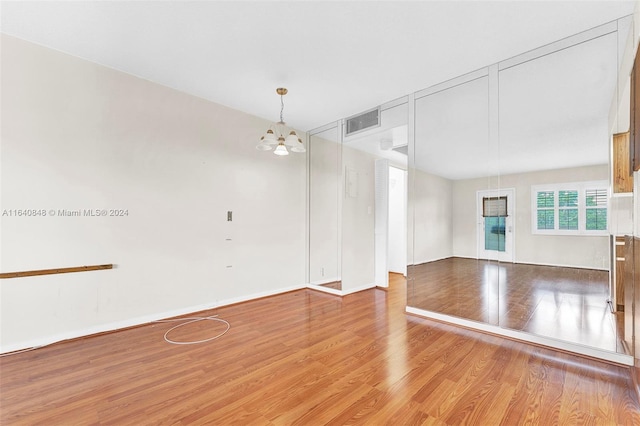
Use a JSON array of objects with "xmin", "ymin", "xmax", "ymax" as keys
[
  {"xmin": 631, "ymin": 48, "xmax": 640, "ymax": 172},
  {"xmin": 613, "ymin": 132, "xmax": 634, "ymax": 193},
  {"xmin": 615, "ymin": 236, "xmax": 626, "ymax": 311},
  {"xmin": 626, "ymin": 236, "xmax": 640, "ymax": 362}
]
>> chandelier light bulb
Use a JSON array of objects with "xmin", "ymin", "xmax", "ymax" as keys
[{"xmin": 274, "ymin": 141, "xmax": 289, "ymax": 156}]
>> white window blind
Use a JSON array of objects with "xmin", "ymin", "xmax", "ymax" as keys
[
  {"xmin": 531, "ymin": 181, "xmax": 608, "ymax": 236},
  {"xmin": 483, "ymin": 196, "xmax": 507, "ymax": 217}
]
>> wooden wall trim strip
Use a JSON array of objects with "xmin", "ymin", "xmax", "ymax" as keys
[{"xmin": 0, "ymin": 264, "xmax": 113, "ymax": 279}]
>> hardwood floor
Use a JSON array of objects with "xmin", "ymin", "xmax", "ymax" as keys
[
  {"xmin": 1, "ymin": 274, "xmax": 639, "ymax": 424},
  {"xmin": 408, "ymin": 258, "xmax": 623, "ymax": 353}
]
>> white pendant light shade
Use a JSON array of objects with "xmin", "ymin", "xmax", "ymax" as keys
[
  {"xmin": 291, "ymin": 137, "xmax": 306, "ymax": 153},
  {"xmin": 256, "ymin": 136, "xmax": 274, "ymax": 151},
  {"xmin": 257, "ymin": 129, "xmax": 278, "ymax": 151},
  {"xmin": 284, "ymin": 131, "xmax": 298, "ymax": 147},
  {"xmin": 274, "ymin": 142, "xmax": 289, "ymax": 156},
  {"xmin": 264, "ymin": 129, "xmax": 277, "ymax": 142}
]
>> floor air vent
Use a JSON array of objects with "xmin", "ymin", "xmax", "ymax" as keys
[{"xmin": 345, "ymin": 108, "xmax": 380, "ymax": 136}]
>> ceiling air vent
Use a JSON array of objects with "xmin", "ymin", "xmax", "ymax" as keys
[{"xmin": 345, "ymin": 107, "xmax": 380, "ymax": 136}]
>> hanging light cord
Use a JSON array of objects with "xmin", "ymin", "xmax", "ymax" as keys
[{"xmin": 280, "ymin": 94, "xmax": 285, "ymax": 123}]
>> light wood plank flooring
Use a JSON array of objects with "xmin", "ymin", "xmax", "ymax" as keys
[
  {"xmin": 1, "ymin": 274, "xmax": 639, "ymax": 424},
  {"xmin": 408, "ymin": 258, "xmax": 623, "ymax": 353}
]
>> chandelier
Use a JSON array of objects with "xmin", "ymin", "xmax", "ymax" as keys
[{"xmin": 256, "ymin": 88, "xmax": 306, "ymax": 155}]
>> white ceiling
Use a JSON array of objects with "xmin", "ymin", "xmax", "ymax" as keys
[{"xmin": 0, "ymin": 1, "xmax": 635, "ymax": 133}]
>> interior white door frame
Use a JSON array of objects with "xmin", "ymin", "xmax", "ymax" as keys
[
  {"xmin": 476, "ymin": 188, "xmax": 516, "ymax": 262},
  {"xmin": 374, "ymin": 159, "xmax": 389, "ymax": 287}
]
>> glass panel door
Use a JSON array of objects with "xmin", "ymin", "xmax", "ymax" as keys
[{"xmin": 477, "ymin": 189, "xmax": 514, "ymax": 262}]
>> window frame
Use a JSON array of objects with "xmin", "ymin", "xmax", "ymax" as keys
[{"xmin": 531, "ymin": 180, "xmax": 608, "ymax": 236}]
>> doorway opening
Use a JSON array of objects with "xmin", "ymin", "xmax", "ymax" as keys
[
  {"xmin": 388, "ymin": 166, "xmax": 407, "ymax": 276},
  {"xmin": 375, "ymin": 161, "xmax": 407, "ymax": 287}
]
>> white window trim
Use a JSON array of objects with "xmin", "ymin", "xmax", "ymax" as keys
[{"xmin": 531, "ymin": 180, "xmax": 608, "ymax": 236}]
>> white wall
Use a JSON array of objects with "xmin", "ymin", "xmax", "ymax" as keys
[
  {"xmin": 340, "ymin": 144, "xmax": 375, "ymax": 291},
  {"xmin": 0, "ymin": 35, "xmax": 306, "ymax": 352},
  {"xmin": 412, "ymin": 168, "xmax": 453, "ymax": 264},
  {"xmin": 308, "ymin": 129, "xmax": 341, "ymax": 284},
  {"xmin": 451, "ymin": 177, "xmax": 479, "ymax": 260},
  {"xmin": 452, "ymin": 164, "xmax": 610, "ymax": 269},
  {"xmin": 388, "ymin": 166, "xmax": 407, "ymax": 274}
]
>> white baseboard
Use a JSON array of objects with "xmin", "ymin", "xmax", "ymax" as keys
[
  {"xmin": 450, "ymin": 255, "xmax": 477, "ymax": 260},
  {"xmin": 307, "ymin": 284, "xmax": 343, "ymax": 296},
  {"xmin": 409, "ymin": 255, "xmax": 452, "ymax": 266},
  {"xmin": 341, "ymin": 282, "xmax": 376, "ymax": 295},
  {"xmin": 216, "ymin": 284, "xmax": 305, "ymax": 306},
  {"xmin": 511, "ymin": 259, "xmax": 608, "ymax": 271},
  {"xmin": 306, "ymin": 282, "xmax": 377, "ymax": 297},
  {"xmin": 309, "ymin": 277, "xmax": 341, "ymax": 286},
  {"xmin": 0, "ymin": 283, "xmax": 306, "ymax": 354},
  {"xmin": 412, "ymin": 255, "xmax": 608, "ymax": 271},
  {"xmin": 405, "ymin": 306, "xmax": 633, "ymax": 366}
]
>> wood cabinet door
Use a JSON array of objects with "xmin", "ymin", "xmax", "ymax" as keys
[
  {"xmin": 613, "ymin": 132, "xmax": 633, "ymax": 192},
  {"xmin": 632, "ymin": 50, "xmax": 640, "ymax": 172}
]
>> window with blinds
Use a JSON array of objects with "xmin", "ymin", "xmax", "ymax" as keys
[
  {"xmin": 558, "ymin": 190, "xmax": 578, "ymax": 230},
  {"xmin": 536, "ymin": 191, "xmax": 554, "ymax": 230},
  {"xmin": 531, "ymin": 181, "xmax": 608, "ymax": 235},
  {"xmin": 585, "ymin": 188, "xmax": 607, "ymax": 230},
  {"xmin": 483, "ymin": 196, "xmax": 507, "ymax": 217}
]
